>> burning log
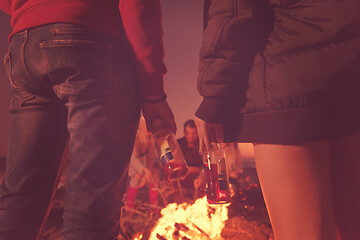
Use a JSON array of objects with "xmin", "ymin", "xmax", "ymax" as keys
[
  {"xmin": 174, "ymin": 223, "xmax": 188, "ymax": 231},
  {"xmin": 192, "ymin": 223, "xmax": 211, "ymax": 240},
  {"xmin": 156, "ymin": 233, "xmax": 167, "ymax": 240},
  {"xmin": 145, "ymin": 197, "xmax": 229, "ymax": 240},
  {"xmin": 174, "ymin": 222, "xmax": 209, "ymax": 240},
  {"xmin": 172, "ymin": 230, "xmax": 180, "ymax": 240}
]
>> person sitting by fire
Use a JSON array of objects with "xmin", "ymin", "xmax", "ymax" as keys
[
  {"xmin": 176, "ymin": 120, "xmax": 203, "ymax": 200},
  {"xmin": 125, "ymin": 117, "xmax": 161, "ymax": 213}
]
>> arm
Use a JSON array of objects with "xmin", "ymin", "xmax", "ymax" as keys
[
  {"xmin": 119, "ymin": 0, "xmax": 166, "ymax": 97},
  {"xmin": 196, "ymin": 0, "xmax": 270, "ymax": 150},
  {"xmin": 119, "ymin": 0, "xmax": 176, "ymax": 133}
]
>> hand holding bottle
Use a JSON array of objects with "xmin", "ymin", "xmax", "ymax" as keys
[
  {"xmin": 142, "ymin": 99, "xmax": 176, "ymax": 134},
  {"xmin": 153, "ymin": 118, "xmax": 189, "ymax": 181},
  {"xmin": 194, "ymin": 117, "xmax": 224, "ymax": 154}
]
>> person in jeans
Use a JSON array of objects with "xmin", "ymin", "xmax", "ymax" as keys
[
  {"xmin": 195, "ymin": 0, "xmax": 360, "ymax": 239},
  {"xmin": 0, "ymin": 0, "xmax": 176, "ymax": 240}
]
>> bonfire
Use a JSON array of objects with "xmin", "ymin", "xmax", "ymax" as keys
[
  {"xmin": 119, "ymin": 169, "xmax": 273, "ymax": 240},
  {"xmin": 144, "ymin": 197, "xmax": 229, "ymax": 240}
]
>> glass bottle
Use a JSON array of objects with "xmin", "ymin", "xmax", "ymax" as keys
[
  {"xmin": 204, "ymin": 143, "xmax": 231, "ymax": 204},
  {"xmin": 153, "ymin": 118, "xmax": 188, "ymax": 181}
]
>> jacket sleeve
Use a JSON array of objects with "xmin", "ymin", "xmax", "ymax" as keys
[
  {"xmin": 0, "ymin": 0, "xmax": 11, "ymax": 14},
  {"xmin": 196, "ymin": 0, "xmax": 272, "ymax": 123},
  {"xmin": 119, "ymin": 0, "xmax": 167, "ymax": 97}
]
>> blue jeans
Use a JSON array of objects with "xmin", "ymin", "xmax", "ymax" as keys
[{"xmin": 0, "ymin": 23, "xmax": 140, "ymax": 240}]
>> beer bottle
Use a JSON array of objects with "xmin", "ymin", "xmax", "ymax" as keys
[
  {"xmin": 153, "ymin": 118, "xmax": 188, "ymax": 181},
  {"xmin": 204, "ymin": 143, "xmax": 231, "ymax": 204}
]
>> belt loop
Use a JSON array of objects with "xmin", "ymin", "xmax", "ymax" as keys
[
  {"xmin": 20, "ymin": 29, "xmax": 29, "ymax": 63},
  {"xmin": 20, "ymin": 30, "xmax": 29, "ymax": 63},
  {"xmin": 24, "ymin": 29, "xmax": 29, "ymax": 41}
]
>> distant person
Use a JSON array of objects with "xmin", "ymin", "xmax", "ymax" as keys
[
  {"xmin": 177, "ymin": 120, "xmax": 203, "ymax": 198},
  {"xmin": 125, "ymin": 117, "xmax": 161, "ymax": 213},
  {"xmin": 195, "ymin": 0, "xmax": 360, "ymax": 240},
  {"xmin": 177, "ymin": 120, "xmax": 202, "ymax": 169},
  {"xmin": 0, "ymin": 1, "xmax": 176, "ymax": 239}
]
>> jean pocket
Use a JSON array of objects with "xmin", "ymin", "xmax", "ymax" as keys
[
  {"xmin": 3, "ymin": 51, "xmax": 17, "ymax": 88},
  {"xmin": 50, "ymin": 26, "xmax": 103, "ymax": 41},
  {"xmin": 39, "ymin": 39, "xmax": 113, "ymax": 49},
  {"xmin": 39, "ymin": 39, "xmax": 115, "ymax": 99}
]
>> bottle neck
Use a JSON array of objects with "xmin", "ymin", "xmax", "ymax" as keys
[{"xmin": 203, "ymin": 142, "xmax": 225, "ymax": 164}]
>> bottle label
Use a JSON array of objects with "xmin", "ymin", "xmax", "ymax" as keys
[
  {"xmin": 218, "ymin": 158, "xmax": 228, "ymax": 190},
  {"xmin": 160, "ymin": 146, "xmax": 174, "ymax": 166},
  {"xmin": 218, "ymin": 174, "xmax": 228, "ymax": 190}
]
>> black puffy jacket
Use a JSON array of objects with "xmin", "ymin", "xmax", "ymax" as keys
[{"xmin": 196, "ymin": 0, "xmax": 360, "ymax": 143}]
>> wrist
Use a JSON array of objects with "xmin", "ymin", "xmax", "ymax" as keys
[{"xmin": 142, "ymin": 93, "xmax": 167, "ymax": 103}]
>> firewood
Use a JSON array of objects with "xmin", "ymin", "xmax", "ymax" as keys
[
  {"xmin": 192, "ymin": 223, "xmax": 211, "ymax": 240},
  {"xmin": 156, "ymin": 233, "xmax": 167, "ymax": 240},
  {"xmin": 174, "ymin": 222, "xmax": 189, "ymax": 231},
  {"xmin": 172, "ymin": 230, "xmax": 180, "ymax": 240},
  {"xmin": 122, "ymin": 206, "xmax": 149, "ymax": 218},
  {"xmin": 174, "ymin": 222, "xmax": 206, "ymax": 239}
]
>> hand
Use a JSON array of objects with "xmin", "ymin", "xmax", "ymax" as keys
[
  {"xmin": 194, "ymin": 117, "xmax": 224, "ymax": 154},
  {"xmin": 142, "ymin": 99, "xmax": 177, "ymax": 134},
  {"xmin": 143, "ymin": 167, "xmax": 152, "ymax": 182},
  {"xmin": 194, "ymin": 176, "xmax": 204, "ymax": 189}
]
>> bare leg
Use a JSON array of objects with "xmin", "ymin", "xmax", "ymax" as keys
[
  {"xmin": 254, "ymin": 141, "xmax": 337, "ymax": 240},
  {"xmin": 330, "ymin": 133, "xmax": 360, "ymax": 240}
]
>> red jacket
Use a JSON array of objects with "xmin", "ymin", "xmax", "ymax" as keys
[{"xmin": 0, "ymin": 0, "xmax": 167, "ymax": 96}]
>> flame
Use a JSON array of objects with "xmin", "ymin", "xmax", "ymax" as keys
[
  {"xmin": 144, "ymin": 197, "xmax": 229, "ymax": 240},
  {"xmin": 133, "ymin": 233, "xmax": 143, "ymax": 240}
]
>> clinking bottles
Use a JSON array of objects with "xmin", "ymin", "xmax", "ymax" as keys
[
  {"xmin": 153, "ymin": 118, "xmax": 188, "ymax": 181},
  {"xmin": 204, "ymin": 143, "xmax": 231, "ymax": 204}
]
